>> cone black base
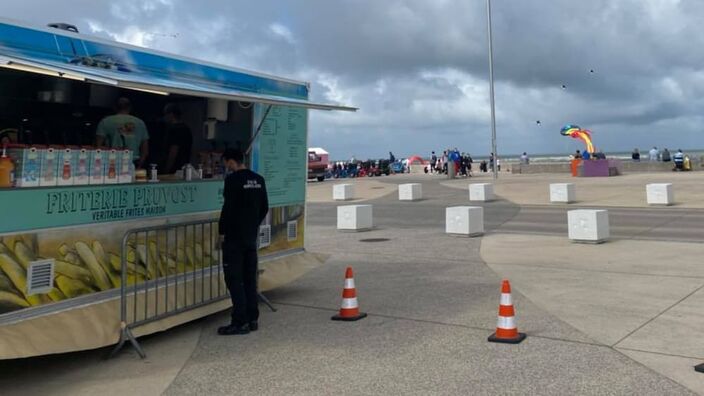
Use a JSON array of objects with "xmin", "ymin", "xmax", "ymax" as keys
[
  {"xmin": 695, "ymin": 363, "xmax": 704, "ymax": 373},
  {"xmin": 488, "ymin": 332, "xmax": 526, "ymax": 344},
  {"xmin": 331, "ymin": 312, "xmax": 367, "ymax": 321}
]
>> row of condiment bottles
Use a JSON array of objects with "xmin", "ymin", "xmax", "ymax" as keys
[{"xmin": 0, "ymin": 145, "xmax": 134, "ymax": 188}]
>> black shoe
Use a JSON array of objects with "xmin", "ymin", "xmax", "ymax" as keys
[
  {"xmin": 217, "ymin": 323, "xmax": 250, "ymax": 335},
  {"xmin": 249, "ymin": 321, "xmax": 258, "ymax": 331}
]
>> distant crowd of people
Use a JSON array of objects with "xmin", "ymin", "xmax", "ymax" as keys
[
  {"xmin": 329, "ymin": 151, "xmax": 409, "ymax": 178},
  {"xmin": 632, "ymin": 147, "xmax": 691, "ymax": 171},
  {"xmin": 427, "ymin": 148, "xmax": 477, "ymax": 176},
  {"xmin": 571, "ymin": 149, "xmax": 606, "ymax": 160},
  {"xmin": 426, "ymin": 149, "xmax": 511, "ymax": 176}
]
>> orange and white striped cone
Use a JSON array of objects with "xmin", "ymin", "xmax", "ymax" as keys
[
  {"xmin": 488, "ymin": 279, "xmax": 526, "ymax": 344},
  {"xmin": 331, "ymin": 267, "xmax": 367, "ymax": 321}
]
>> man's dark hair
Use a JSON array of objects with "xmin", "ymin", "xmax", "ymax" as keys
[
  {"xmin": 223, "ymin": 148, "xmax": 244, "ymax": 164},
  {"xmin": 116, "ymin": 97, "xmax": 131, "ymax": 112},
  {"xmin": 164, "ymin": 103, "xmax": 182, "ymax": 118}
]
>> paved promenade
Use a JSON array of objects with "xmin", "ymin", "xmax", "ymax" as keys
[{"xmin": 2, "ymin": 172, "xmax": 702, "ymax": 395}]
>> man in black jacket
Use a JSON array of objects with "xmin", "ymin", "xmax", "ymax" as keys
[{"xmin": 218, "ymin": 148, "xmax": 269, "ymax": 335}]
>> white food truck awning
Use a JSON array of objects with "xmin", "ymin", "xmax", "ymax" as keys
[{"xmin": 0, "ymin": 54, "xmax": 357, "ymax": 112}]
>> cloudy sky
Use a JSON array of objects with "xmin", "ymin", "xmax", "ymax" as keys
[{"xmin": 3, "ymin": 0, "xmax": 704, "ymax": 158}]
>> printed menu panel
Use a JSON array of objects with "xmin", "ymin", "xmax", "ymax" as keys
[{"xmin": 256, "ymin": 105, "xmax": 308, "ymax": 206}]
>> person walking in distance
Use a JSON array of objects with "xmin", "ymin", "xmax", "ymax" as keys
[{"xmin": 218, "ymin": 148, "xmax": 269, "ymax": 335}]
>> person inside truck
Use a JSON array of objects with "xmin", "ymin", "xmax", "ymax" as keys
[
  {"xmin": 162, "ymin": 103, "xmax": 193, "ymax": 174},
  {"xmin": 96, "ymin": 97, "xmax": 149, "ymax": 168}
]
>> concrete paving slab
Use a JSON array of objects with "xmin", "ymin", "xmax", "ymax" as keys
[
  {"xmin": 480, "ymin": 233, "xmax": 704, "ymax": 278},
  {"xmin": 0, "ymin": 318, "xmax": 203, "ymax": 396},
  {"xmin": 481, "ymin": 233, "xmax": 704, "ymax": 391},
  {"xmin": 617, "ymin": 286, "xmax": 704, "ymax": 358},
  {"xmin": 619, "ymin": 349, "xmax": 704, "ymax": 395},
  {"xmin": 269, "ymin": 250, "xmax": 596, "ymax": 345},
  {"xmin": 482, "ymin": 235, "xmax": 704, "ymax": 345},
  {"xmin": 488, "ymin": 262, "xmax": 701, "ymax": 346},
  {"xmin": 307, "ymin": 179, "xmax": 396, "ymax": 203},
  {"xmin": 442, "ymin": 172, "xmax": 704, "ymax": 209},
  {"xmin": 165, "ymin": 305, "xmax": 692, "ymax": 396}
]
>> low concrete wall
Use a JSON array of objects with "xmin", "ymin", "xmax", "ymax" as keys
[
  {"xmin": 620, "ymin": 161, "xmax": 692, "ymax": 172},
  {"xmin": 511, "ymin": 159, "xmax": 701, "ymax": 174},
  {"xmin": 510, "ymin": 163, "xmax": 571, "ymax": 174}
]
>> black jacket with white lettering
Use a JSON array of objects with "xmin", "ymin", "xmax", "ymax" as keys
[{"xmin": 219, "ymin": 169, "xmax": 269, "ymax": 248}]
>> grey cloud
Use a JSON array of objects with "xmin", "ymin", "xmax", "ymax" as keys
[{"xmin": 3, "ymin": 0, "xmax": 704, "ymax": 158}]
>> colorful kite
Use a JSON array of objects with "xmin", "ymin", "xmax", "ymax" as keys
[{"xmin": 560, "ymin": 124, "xmax": 595, "ymax": 154}]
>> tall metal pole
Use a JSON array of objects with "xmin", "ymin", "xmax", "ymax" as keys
[{"xmin": 486, "ymin": 0, "xmax": 498, "ymax": 179}]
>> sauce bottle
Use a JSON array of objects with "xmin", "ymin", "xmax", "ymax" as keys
[
  {"xmin": 0, "ymin": 146, "xmax": 15, "ymax": 188},
  {"xmin": 108, "ymin": 155, "xmax": 116, "ymax": 179},
  {"xmin": 62, "ymin": 149, "xmax": 71, "ymax": 180},
  {"xmin": 93, "ymin": 151, "xmax": 102, "ymax": 181},
  {"xmin": 45, "ymin": 148, "xmax": 55, "ymax": 182},
  {"xmin": 78, "ymin": 154, "xmax": 87, "ymax": 177}
]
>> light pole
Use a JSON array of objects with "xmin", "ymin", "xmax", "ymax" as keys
[{"xmin": 486, "ymin": 0, "xmax": 498, "ymax": 179}]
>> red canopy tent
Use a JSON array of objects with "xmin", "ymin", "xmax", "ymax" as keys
[{"xmin": 407, "ymin": 155, "xmax": 427, "ymax": 165}]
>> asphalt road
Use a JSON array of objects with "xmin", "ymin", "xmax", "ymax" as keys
[
  {"xmin": 308, "ymin": 177, "xmax": 704, "ymax": 243},
  {"xmin": 494, "ymin": 205, "xmax": 704, "ymax": 243}
]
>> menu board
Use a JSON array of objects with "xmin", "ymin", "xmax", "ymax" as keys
[{"xmin": 255, "ymin": 105, "xmax": 308, "ymax": 206}]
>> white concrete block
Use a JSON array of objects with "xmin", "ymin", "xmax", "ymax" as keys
[
  {"xmin": 445, "ymin": 206, "xmax": 484, "ymax": 237},
  {"xmin": 646, "ymin": 183, "xmax": 673, "ymax": 206},
  {"xmin": 333, "ymin": 184, "xmax": 354, "ymax": 201},
  {"xmin": 337, "ymin": 205, "xmax": 373, "ymax": 231},
  {"xmin": 568, "ymin": 209, "xmax": 610, "ymax": 243},
  {"xmin": 550, "ymin": 183, "xmax": 576, "ymax": 203},
  {"xmin": 469, "ymin": 183, "xmax": 494, "ymax": 202},
  {"xmin": 399, "ymin": 183, "xmax": 423, "ymax": 201}
]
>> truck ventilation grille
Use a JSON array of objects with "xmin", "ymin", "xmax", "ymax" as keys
[{"xmin": 27, "ymin": 259, "xmax": 55, "ymax": 295}]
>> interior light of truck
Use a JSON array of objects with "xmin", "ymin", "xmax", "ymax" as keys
[
  {"xmin": 119, "ymin": 84, "xmax": 170, "ymax": 96},
  {"xmin": 0, "ymin": 62, "xmax": 85, "ymax": 81}
]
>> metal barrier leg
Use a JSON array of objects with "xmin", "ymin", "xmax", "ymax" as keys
[
  {"xmin": 257, "ymin": 269, "xmax": 276, "ymax": 312},
  {"xmin": 696, "ymin": 363, "xmax": 704, "ymax": 373},
  {"xmin": 109, "ymin": 322, "xmax": 146, "ymax": 359},
  {"xmin": 258, "ymin": 292, "xmax": 277, "ymax": 312}
]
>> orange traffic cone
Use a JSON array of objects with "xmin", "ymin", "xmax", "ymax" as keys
[
  {"xmin": 331, "ymin": 267, "xmax": 367, "ymax": 321},
  {"xmin": 488, "ymin": 279, "xmax": 526, "ymax": 344}
]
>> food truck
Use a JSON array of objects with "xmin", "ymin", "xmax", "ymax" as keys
[{"xmin": 0, "ymin": 18, "xmax": 355, "ymax": 358}]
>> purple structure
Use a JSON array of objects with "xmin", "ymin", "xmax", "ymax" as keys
[{"xmin": 579, "ymin": 159, "xmax": 621, "ymax": 177}]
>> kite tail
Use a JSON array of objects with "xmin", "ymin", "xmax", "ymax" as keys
[{"xmin": 577, "ymin": 131, "xmax": 595, "ymax": 154}]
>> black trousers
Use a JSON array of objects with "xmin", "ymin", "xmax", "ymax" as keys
[{"xmin": 223, "ymin": 242, "xmax": 259, "ymax": 326}]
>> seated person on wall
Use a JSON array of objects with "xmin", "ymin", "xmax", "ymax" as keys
[
  {"xmin": 661, "ymin": 148, "xmax": 671, "ymax": 162},
  {"xmin": 631, "ymin": 148, "xmax": 640, "ymax": 162},
  {"xmin": 673, "ymin": 149, "xmax": 685, "ymax": 171}
]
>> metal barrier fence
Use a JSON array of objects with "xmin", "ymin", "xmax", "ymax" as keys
[{"xmin": 110, "ymin": 218, "xmax": 228, "ymax": 358}]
